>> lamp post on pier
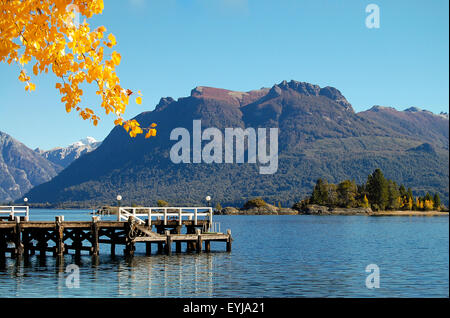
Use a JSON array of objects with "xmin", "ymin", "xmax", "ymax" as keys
[
  {"xmin": 205, "ymin": 196, "xmax": 211, "ymax": 207},
  {"xmin": 23, "ymin": 197, "xmax": 29, "ymax": 221},
  {"xmin": 117, "ymin": 195, "xmax": 122, "ymax": 221}
]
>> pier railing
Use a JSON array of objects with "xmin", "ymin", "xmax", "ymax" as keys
[
  {"xmin": 0, "ymin": 206, "xmax": 29, "ymax": 221},
  {"xmin": 118, "ymin": 207, "xmax": 213, "ymax": 228}
]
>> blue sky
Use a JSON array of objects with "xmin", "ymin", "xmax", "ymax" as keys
[{"xmin": 0, "ymin": 0, "xmax": 448, "ymax": 149}]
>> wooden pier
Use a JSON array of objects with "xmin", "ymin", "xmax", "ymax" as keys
[{"xmin": 0, "ymin": 207, "xmax": 232, "ymax": 258}]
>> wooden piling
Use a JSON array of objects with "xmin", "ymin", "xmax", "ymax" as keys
[
  {"xmin": 22, "ymin": 229, "xmax": 31, "ymax": 256},
  {"xmin": 0, "ymin": 231, "xmax": 6, "ymax": 259},
  {"xmin": 37, "ymin": 229, "xmax": 48, "ymax": 256},
  {"xmin": 14, "ymin": 217, "xmax": 23, "ymax": 258},
  {"xmin": 55, "ymin": 216, "xmax": 65, "ymax": 256},
  {"xmin": 226, "ymin": 229, "xmax": 232, "ymax": 252},
  {"xmin": 124, "ymin": 216, "xmax": 136, "ymax": 256},
  {"xmin": 175, "ymin": 225, "xmax": 182, "ymax": 253},
  {"xmin": 91, "ymin": 216, "xmax": 99, "ymax": 256},
  {"xmin": 165, "ymin": 230, "xmax": 172, "ymax": 255},
  {"xmin": 196, "ymin": 229, "xmax": 202, "ymax": 253}
]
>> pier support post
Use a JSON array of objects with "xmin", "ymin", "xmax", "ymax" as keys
[
  {"xmin": 205, "ymin": 240, "xmax": 211, "ymax": 252},
  {"xmin": 156, "ymin": 225, "xmax": 164, "ymax": 254},
  {"xmin": 54, "ymin": 216, "xmax": 65, "ymax": 256},
  {"xmin": 109, "ymin": 229, "xmax": 116, "ymax": 257},
  {"xmin": 226, "ymin": 229, "xmax": 232, "ymax": 252},
  {"xmin": 124, "ymin": 216, "xmax": 136, "ymax": 257},
  {"xmin": 91, "ymin": 216, "xmax": 99, "ymax": 256},
  {"xmin": 0, "ymin": 230, "xmax": 6, "ymax": 259},
  {"xmin": 165, "ymin": 230, "xmax": 172, "ymax": 255},
  {"xmin": 14, "ymin": 217, "xmax": 24, "ymax": 258},
  {"xmin": 175, "ymin": 226, "xmax": 182, "ymax": 253},
  {"xmin": 186, "ymin": 225, "xmax": 197, "ymax": 252},
  {"xmin": 74, "ymin": 230, "xmax": 82, "ymax": 258},
  {"xmin": 146, "ymin": 242, "xmax": 152, "ymax": 256},
  {"xmin": 196, "ymin": 229, "xmax": 202, "ymax": 253},
  {"xmin": 22, "ymin": 230, "xmax": 31, "ymax": 256},
  {"xmin": 37, "ymin": 229, "xmax": 48, "ymax": 257}
]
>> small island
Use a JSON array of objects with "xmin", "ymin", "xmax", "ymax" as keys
[{"xmin": 216, "ymin": 169, "xmax": 449, "ymax": 216}]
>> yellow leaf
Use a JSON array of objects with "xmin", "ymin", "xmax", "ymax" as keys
[
  {"xmin": 111, "ymin": 51, "xmax": 121, "ymax": 65},
  {"xmin": 108, "ymin": 33, "xmax": 117, "ymax": 46},
  {"xmin": 135, "ymin": 96, "xmax": 142, "ymax": 105}
]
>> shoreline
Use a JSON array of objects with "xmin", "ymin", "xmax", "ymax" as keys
[
  {"xmin": 15, "ymin": 207, "xmax": 449, "ymax": 217},
  {"xmin": 367, "ymin": 210, "xmax": 449, "ymax": 216}
]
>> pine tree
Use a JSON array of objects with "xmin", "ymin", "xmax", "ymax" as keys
[
  {"xmin": 387, "ymin": 180, "xmax": 400, "ymax": 210},
  {"xmin": 433, "ymin": 193, "xmax": 441, "ymax": 211},
  {"xmin": 311, "ymin": 179, "xmax": 329, "ymax": 205},
  {"xmin": 399, "ymin": 185, "xmax": 407, "ymax": 197},
  {"xmin": 337, "ymin": 180, "xmax": 358, "ymax": 208},
  {"xmin": 366, "ymin": 169, "xmax": 389, "ymax": 211}
]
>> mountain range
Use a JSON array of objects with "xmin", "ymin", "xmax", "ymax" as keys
[
  {"xmin": 34, "ymin": 137, "xmax": 101, "ymax": 169},
  {"xmin": 14, "ymin": 80, "xmax": 450, "ymax": 207},
  {"xmin": 0, "ymin": 134, "xmax": 100, "ymax": 202},
  {"xmin": 0, "ymin": 131, "xmax": 61, "ymax": 202}
]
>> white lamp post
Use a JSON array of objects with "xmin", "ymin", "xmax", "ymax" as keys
[
  {"xmin": 116, "ymin": 195, "xmax": 122, "ymax": 221},
  {"xmin": 205, "ymin": 196, "xmax": 211, "ymax": 207}
]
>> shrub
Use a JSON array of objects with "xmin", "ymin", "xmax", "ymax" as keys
[
  {"xmin": 157, "ymin": 200, "xmax": 169, "ymax": 207},
  {"xmin": 243, "ymin": 198, "xmax": 267, "ymax": 209}
]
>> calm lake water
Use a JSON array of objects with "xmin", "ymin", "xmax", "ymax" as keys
[{"xmin": 0, "ymin": 209, "xmax": 448, "ymax": 297}]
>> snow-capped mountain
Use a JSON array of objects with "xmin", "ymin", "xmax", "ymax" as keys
[
  {"xmin": 35, "ymin": 137, "xmax": 102, "ymax": 168},
  {"xmin": 0, "ymin": 130, "xmax": 61, "ymax": 202}
]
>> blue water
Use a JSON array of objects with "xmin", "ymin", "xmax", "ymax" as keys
[{"xmin": 0, "ymin": 209, "xmax": 448, "ymax": 297}]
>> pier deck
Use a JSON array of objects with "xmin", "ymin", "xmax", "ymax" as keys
[{"xmin": 0, "ymin": 207, "xmax": 232, "ymax": 258}]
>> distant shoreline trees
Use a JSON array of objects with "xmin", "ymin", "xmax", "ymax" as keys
[{"xmin": 293, "ymin": 168, "xmax": 444, "ymax": 212}]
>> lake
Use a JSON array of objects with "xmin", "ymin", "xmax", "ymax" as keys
[{"xmin": 0, "ymin": 209, "xmax": 448, "ymax": 297}]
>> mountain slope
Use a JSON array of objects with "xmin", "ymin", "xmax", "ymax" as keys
[
  {"xmin": 0, "ymin": 131, "xmax": 62, "ymax": 202},
  {"xmin": 359, "ymin": 106, "xmax": 449, "ymax": 149},
  {"xmin": 23, "ymin": 80, "xmax": 449, "ymax": 207},
  {"xmin": 35, "ymin": 137, "xmax": 101, "ymax": 168}
]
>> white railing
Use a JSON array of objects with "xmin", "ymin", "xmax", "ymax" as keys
[
  {"xmin": 0, "ymin": 206, "xmax": 29, "ymax": 221},
  {"xmin": 118, "ymin": 207, "xmax": 213, "ymax": 228},
  {"xmin": 204, "ymin": 221, "xmax": 221, "ymax": 234}
]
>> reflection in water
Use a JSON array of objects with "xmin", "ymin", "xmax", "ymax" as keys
[
  {"xmin": 0, "ymin": 252, "xmax": 223, "ymax": 297},
  {"xmin": 0, "ymin": 214, "xmax": 448, "ymax": 297},
  {"xmin": 116, "ymin": 254, "xmax": 215, "ymax": 297}
]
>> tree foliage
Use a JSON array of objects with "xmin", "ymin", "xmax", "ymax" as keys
[
  {"xmin": 293, "ymin": 168, "xmax": 445, "ymax": 212},
  {"xmin": 366, "ymin": 168, "xmax": 389, "ymax": 210},
  {"xmin": 156, "ymin": 199, "xmax": 169, "ymax": 207},
  {"xmin": 243, "ymin": 198, "xmax": 267, "ymax": 209},
  {"xmin": 0, "ymin": 0, "xmax": 156, "ymax": 138}
]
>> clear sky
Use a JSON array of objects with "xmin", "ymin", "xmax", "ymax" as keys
[{"xmin": 0, "ymin": 0, "xmax": 448, "ymax": 150}]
